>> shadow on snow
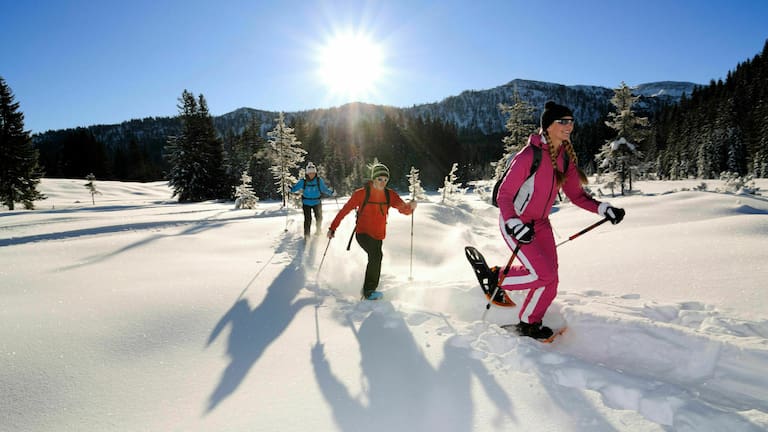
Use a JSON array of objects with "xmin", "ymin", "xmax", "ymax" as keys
[
  {"xmin": 312, "ymin": 301, "xmax": 514, "ymax": 432},
  {"xmin": 204, "ymin": 236, "xmax": 317, "ymax": 413}
]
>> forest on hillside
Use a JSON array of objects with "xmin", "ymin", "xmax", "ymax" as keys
[{"xmin": 28, "ymin": 40, "xmax": 768, "ymax": 199}]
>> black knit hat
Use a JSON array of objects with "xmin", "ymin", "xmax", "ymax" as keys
[{"xmin": 540, "ymin": 101, "xmax": 574, "ymax": 130}]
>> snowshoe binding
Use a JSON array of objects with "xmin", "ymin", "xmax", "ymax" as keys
[{"xmin": 464, "ymin": 246, "xmax": 515, "ymax": 307}]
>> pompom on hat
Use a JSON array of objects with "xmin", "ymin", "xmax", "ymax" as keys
[
  {"xmin": 540, "ymin": 101, "xmax": 574, "ymax": 130},
  {"xmin": 305, "ymin": 162, "xmax": 317, "ymax": 174},
  {"xmin": 370, "ymin": 162, "xmax": 390, "ymax": 180}
]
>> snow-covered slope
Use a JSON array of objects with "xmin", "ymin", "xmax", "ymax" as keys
[{"xmin": 1, "ymin": 178, "xmax": 766, "ymax": 431}]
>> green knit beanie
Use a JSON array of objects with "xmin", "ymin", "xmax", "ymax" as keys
[{"xmin": 370, "ymin": 163, "xmax": 390, "ymax": 180}]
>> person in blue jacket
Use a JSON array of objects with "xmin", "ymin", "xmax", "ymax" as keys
[{"xmin": 291, "ymin": 162, "xmax": 335, "ymax": 239}]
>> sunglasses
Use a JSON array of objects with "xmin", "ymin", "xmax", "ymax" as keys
[
  {"xmin": 554, "ymin": 118, "xmax": 575, "ymax": 125},
  {"xmin": 375, "ymin": 177, "xmax": 389, "ymax": 183}
]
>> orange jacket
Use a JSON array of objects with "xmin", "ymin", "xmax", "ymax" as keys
[{"xmin": 330, "ymin": 183, "xmax": 413, "ymax": 240}]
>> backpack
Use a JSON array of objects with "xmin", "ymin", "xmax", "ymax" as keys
[
  {"xmin": 301, "ymin": 176, "xmax": 321, "ymax": 200},
  {"xmin": 346, "ymin": 183, "xmax": 391, "ymax": 250},
  {"xmin": 361, "ymin": 182, "xmax": 391, "ymax": 214},
  {"xmin": 491, "ymin": 146, "xmax": 568, "ymax": 207}
]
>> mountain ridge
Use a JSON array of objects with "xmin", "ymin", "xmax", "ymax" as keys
[{"xmin": 34, "ymin": 79, "xmax": 697, "ymax": 139}]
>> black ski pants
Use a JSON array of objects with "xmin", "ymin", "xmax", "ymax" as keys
[
  {"xmin": 355, "ymin": 233, "xmax": 383, "ymax": 297},
  {"xmin": 302, "ymin": 204, "xmax": 323, "ymax": 236}
]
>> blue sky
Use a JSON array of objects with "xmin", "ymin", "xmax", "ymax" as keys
[{"xmin": 3, "ymin": 0, "xmax": 767, "ymax": 134}]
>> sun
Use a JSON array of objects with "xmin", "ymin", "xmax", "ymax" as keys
[{"xmin": 316, "ymin": 31, "xmax": 386, "ymax": 102}]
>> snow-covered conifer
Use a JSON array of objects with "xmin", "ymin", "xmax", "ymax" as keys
[
  {"xmin": 267, "ymin": 112, "xmax": 306, "ymax": 207},
  {"xmin": 234, "ymin": 170, "xmax": 259, "ymax": 209},
  {"xmin": 407, "ymin": 166, "xmax": 428, "ymax": 202},
  {"xmin": 596, "ymin": 82, "xmax": 647, "ymax": 195},
  {"xmin": 438, "ymin": 163, "xmax": 464, "ymax": 204}
]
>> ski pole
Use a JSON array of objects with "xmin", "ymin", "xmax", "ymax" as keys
[
  {"xmin": 501, "ymin": 242, "xmax": 521, "ymax": 276},
  {"xmin": 408, "ymin": 211, "xmax": 414, "ymax": 281},
  {"xmin": 316, "ymin": 236, "xmax": 332, "ymax": 279},
  {"xmin": 556, "ymin": 217, "xmax": 609, "ymax": 247},
  {"xmin": 483, "ymin": 242, "xmax": 520, "ymax": 320}
]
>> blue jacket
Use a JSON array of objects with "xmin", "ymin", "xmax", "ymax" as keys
[{"xmin": 291, "ymin": 176, "xmax": 334, "ymax": 206}]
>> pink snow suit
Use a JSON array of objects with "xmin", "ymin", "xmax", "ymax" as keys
[{"xmin": 496, "ymin": 133, "xmax": 603, "ymax": 324}]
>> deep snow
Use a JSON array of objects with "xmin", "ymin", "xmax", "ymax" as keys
[{"xmin": 1, "ymin": 177, "xmax": 767, "ymax": 431}]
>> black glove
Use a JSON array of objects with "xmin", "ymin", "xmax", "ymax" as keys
[
  {"xmin": 327, "ymin": 229, "xmax": 335, "ymax": 239},
  {"xmin": 604, "ymin": 206, "xmax": 625, "ymax": 225},
  {"xmin": 504, "ymin": 218, "xmax": 535, "ymax": 244}
]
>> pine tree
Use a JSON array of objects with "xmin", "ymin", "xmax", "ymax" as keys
[
  {"xmin": 234, "ymin": 170, "xmax": 259, "ymax": 209},
  {"xmin": 753, "ymin": 148, "xmax": 768, "ymax": 178},
  {"xmin": 164, "ymin": 90, "xmax": 227, "ymax": 202},
  {"xmin": 597, "ymin": 82, "xmax": 647, "ymax": 194},
  {"xmin": 84, "ymin": 173, "xmax": 101, "ymax": 205},
  {"xmin": 267, "ymin": 112, "xmax": 306, "ymax": 207},
  {"xmin": 407, "ymin": 166, "xmax": 428, "ymax": 202},
  {"xmin": 496, "ymin": 90, "xmax": 536, "ymax": 181},
  {"xmin": 0, "ymin": 77, "xmax": 45, "ymax": 210},
  {"xmin": 439, "ymin": 162, "xmax": 464, "ymax": 204}
]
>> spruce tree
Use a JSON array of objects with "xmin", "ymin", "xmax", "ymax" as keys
[
  {"xmin": 439, "ymin": 162, "xmax": 464, "ymax": 204},
  {"xmin": 267, "ymin": 112, "xmax": 306, "ymax": 207},
  {"xmin": 407, "ymin": 166, "xmax": 428, "ymax": 202},
  {"xmin": 234, "ymin": 170, "xmax": 259, "ymax": 209},
  {"xmin": 0, "ymin": 77, "xmax": 45, "ymax": 210},
  {"xmin": 164, "ymin": 90, "xmax": 227, "ymax": 202},
  {"xmin": 496, "ymin": 90, "xmax": 536, "ymax": 181},
  {"xmin": 597, "ymin": 82, "xmax": 647, "ymax": 194}
]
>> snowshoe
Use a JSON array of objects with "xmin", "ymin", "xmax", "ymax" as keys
[
  {"xmin": 464, "ymin": 246, "xmax": 515, "ymax": 307},
  {"xmin": 501, "ymin": 322, "xmax": 566, "ymax": 343},
  {"xmin": 514, "ymin": 321, "xmax": 553, "ymax": 339}
]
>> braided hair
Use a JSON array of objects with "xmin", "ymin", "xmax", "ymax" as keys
[{"xmin": 542, "ymin": 130, "xmax": 588, "ymax": 187}]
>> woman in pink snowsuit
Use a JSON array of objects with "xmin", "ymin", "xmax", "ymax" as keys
[{"xmin": 496, "ymin": 101, "xmax": 625, "ymax": 340}]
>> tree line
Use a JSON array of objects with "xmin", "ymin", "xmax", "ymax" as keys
[
  {"xmin": 647, "ymin": 39, "xmax": 768, "ymax": 179},
  {"xmin": 2, "ymin": 38, "xmax": 767, "ymax": 209}
]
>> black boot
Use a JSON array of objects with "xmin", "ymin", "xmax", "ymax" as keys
[{"xmin": 515, "ymin": 321, "xmax": 554, "ymax": 340}]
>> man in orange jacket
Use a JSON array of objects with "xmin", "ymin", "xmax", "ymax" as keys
[{"xmin": 328, "ymin": 163, "xmax": 417, "ymax": 300}]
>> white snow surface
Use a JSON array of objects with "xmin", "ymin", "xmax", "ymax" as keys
[{"xmin": 2, "ymin": 178, "xmax": 768, "ymax": 431}]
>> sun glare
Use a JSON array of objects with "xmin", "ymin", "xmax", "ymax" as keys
[{"xmin": 316, "ymin": 31, "xmax": 386, "ymax": 102}]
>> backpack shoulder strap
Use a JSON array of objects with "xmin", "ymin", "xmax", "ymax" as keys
[
  {"xmin": 364, "ymin": 183, "xmax": 371, "ymax": 205},
  {"xmin": 529, "ymin": 145, "xmax": 542, "ymax": 178},
  {"xmin": 492, "ymin": 145, "xmax": 541, "ymax": 207},
  {"xmin": 357, "ymin": 183, "xmax": 372, "ymax": 215},
  {"xmin": 562, "ymin": 150, "xmax": 570, "ymax": 172},
  {"xmin": 347, "ymin": 184, "xmax": 372, "ymax": 251}
]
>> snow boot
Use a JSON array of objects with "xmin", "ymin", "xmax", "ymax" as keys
[
  {"xmin": 364, "ymin": 291, "xmax": 383, "ymax": 301},
  {"xmin": 515, "ymin": 321, "xmax": 554, "ymax": 340}
]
